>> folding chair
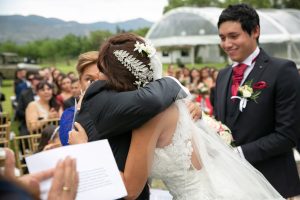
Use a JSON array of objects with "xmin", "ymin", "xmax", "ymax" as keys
[
  {"xmin": 0, "ymin": 122, "xmax": 10, "ymax": 147},
  {"xmin": 13, "ymin": 134, "xmax": 41, "ymax": 175},
  {"xmin": 0, "ymin": 112, "xmax": 10, "ymax": 125},
  {"xmin": 28, "ymin": 118, "xmax": 60, "ymax": 135}
]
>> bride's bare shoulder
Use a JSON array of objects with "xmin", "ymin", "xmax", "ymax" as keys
[{"xmin": 155, "ymin": 104, "xmax": 179, "ymax": 147}]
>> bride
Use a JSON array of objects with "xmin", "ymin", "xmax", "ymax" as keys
[{"xmin": 70, "ymin": 33, "xmax": 284, "ymax": 200}]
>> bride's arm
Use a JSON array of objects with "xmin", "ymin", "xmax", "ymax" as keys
[{"xmin": 121, "ymin": 110, "xmax": 167, "ymax": 200}]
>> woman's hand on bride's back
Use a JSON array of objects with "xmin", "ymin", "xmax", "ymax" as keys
[{"xmin": 68, "ymin": 122, "xmax": 88, "ymax": 144}]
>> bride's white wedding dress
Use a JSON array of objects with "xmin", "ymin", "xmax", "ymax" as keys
[{"xmin": 150, "ymin": 101, "xmax": 284, "ymax": 200}]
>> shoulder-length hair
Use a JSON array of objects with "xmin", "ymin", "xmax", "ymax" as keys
[{"xmin": 36, "ymin": 80, "xmax": 60, "ymax": 111}]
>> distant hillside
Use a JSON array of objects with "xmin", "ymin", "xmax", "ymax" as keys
[{"xmin": 0, "ymin": 15, "xmax": 153, "ymax": 44}]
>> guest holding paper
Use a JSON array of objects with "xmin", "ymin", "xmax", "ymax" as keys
[{"xmin": 0, "ymin": 147, "xmax": 78, "ymax": 200}]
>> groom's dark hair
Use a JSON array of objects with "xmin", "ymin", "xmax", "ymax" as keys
[{"xmin": 218, "ymin": 3, "xmax": 260, "ymax": 40}]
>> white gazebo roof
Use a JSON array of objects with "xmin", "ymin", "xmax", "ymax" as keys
[{"xmin": 146, "ymin": 7, "xmax": 300, "ymax": 47}]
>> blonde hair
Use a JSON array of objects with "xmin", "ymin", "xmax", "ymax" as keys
[{"xmin": 76, "ymin": 51, "xmax": 99, "ymax": 77}]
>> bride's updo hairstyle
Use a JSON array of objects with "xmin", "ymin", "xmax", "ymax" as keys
[{"xmin": 98, "ymin": 33, "xmax": 153, "ymax": 92}]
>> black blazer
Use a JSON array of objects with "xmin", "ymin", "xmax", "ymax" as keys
[
  {"xmin": 76, "ymin": 77, "xmax": 185, "ymax": 200},
  {"xmin": 16, "ymin": 88, "xmax": 35, "ymax": 135},
  {"xmin": 214, "ymin": 49, "xmax": 300, "ymax": 198}
]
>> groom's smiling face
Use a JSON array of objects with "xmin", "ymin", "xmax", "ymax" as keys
[{"xmin": 219, "ymin": 21, "xmax": 259, "ymax": 63}]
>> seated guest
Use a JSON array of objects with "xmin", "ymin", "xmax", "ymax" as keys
[
  {"xmin": 14, "ymin": 69, "xmax": 28, "ymax": 102},
  {"xmin": 25, "ymin": 81, "xmax": 62, "ymax": 133},
  {"xmin": 63, "ymin": 78, "xmax": 81, "ymax": 110},
  {"xmin": 16, "ymin": 72, "xmax": 42, "ymax": 135},
  {"xmin": 56, "ymin": 75, "xmax": 72, "ymax": 107},
  {"xmin": 37, "ymin": 125, "xmax": 61, "ymax": 152}
]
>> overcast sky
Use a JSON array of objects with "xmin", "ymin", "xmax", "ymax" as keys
[{"xmin": 0, "ymin": 0, "xmax": 168, "ymax": 23}]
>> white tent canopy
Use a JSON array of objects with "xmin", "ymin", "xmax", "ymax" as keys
[{"xmin": 146, "ymin": 7, "xmax": 300, "ymax": 63}]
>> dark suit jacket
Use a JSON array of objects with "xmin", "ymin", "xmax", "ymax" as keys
[
  {"xmin": 76, "ymin": 77, "xmax": 185, "ymax": 200},
  {"xmin": 16, "ymin": 88, "xmax": 35, "ymax": 135},
  {"xmin": 214, "ymin": 49, "xmax": 300, "ymax": 198}
]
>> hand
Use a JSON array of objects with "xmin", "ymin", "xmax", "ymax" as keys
[
  {"xmin": 1, "ymin": 148, "xmax": 54, "ymax": 197},
  {"xmin": 43, "ymin": 142, "xmax": 62, "ymax": 151},
  {"xmin": 1, "ymin": 148, "xmax": 16, "ymax": 179},
  {"xmin": 186, "ymin": 101, "xmax": 202, "ymax": 121},
  {"xmin": 68, "ymin": 122, "xmax": 88, "ymax": 144},
  {"xmin": 19, "ymin": 168, "xmax": 54, "ymax": 198},
  {"xmin": 48, "ymin": 157, "xmax": 79, "ymax": 200}
]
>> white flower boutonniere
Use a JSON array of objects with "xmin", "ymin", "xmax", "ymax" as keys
[{"xmin": 231, "ymin": 80, "xmax": 267, "ymax": 112}]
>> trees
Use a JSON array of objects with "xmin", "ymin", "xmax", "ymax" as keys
[
  {"xmin": 0, "ymin": 28, "xmax": 152, "ymax": 63},
  {"xmin": 0, "ymin": 31, "xmax": 111, "ymax": 65},
  {"xmin": 277, "ymin": 0, "xmax": 300, "ymax": 9},
  {"xmin": 0, "ymin": 41, "xmax": 19, "ymax": 54},
  {"xmin": 163, "ymin": 0, "xmax": 300, "ymax": 12},
  {"xmin": 88, "ymin": 31, "xmax": 113, "ymax": 51}
]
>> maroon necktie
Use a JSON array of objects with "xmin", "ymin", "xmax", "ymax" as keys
[{"xmin": 231, "ymin": 63, "xmax": 248, "ymax": 96}]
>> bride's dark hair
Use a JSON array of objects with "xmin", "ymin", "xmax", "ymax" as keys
[{"xmin": 98, "ymin": 33, "xmax": 151, "ymax": 92}]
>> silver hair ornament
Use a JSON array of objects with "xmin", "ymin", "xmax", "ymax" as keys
[{"xmin": 113, "ymin": 50, "xmax": 154, "ymax": 88}]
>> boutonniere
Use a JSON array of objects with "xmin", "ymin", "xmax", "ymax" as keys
[{"xmin": 231, "ymin": 80, "xmax": 268, "ymax": 112}]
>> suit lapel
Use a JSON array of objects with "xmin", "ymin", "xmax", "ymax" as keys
[
  {"xmin": 231, "ymin": 49, "xmax": 270, "ymax": 124},
  {"xmin": 243, "ymin": 49, "xmax": 269, "ymax": 85},
  {"xmin": 217, "ymin": 66, "xmax": 232, "ymax": 122}
]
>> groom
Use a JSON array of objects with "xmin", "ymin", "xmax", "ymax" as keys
[{"xmin": 214, "ymin": 3, "xmax": 300, "ymax": 198}]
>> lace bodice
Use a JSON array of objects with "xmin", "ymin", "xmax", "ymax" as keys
[{"xmin": 150, "ymin": 102, "xmax": 214, "ymax": 200}]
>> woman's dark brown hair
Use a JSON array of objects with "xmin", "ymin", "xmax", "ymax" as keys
[
  {"xmin": 37, "ymin": 124, "xmax": 57, "ymax": 152},
  {"xmin": 36, "ymin": 80, "xmax": 60, "ymax": 111},
  {"xmin": 98, "ymin": 33, "xmax": 152, "ymax": 92}
]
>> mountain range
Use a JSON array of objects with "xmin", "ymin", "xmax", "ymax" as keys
[{"xmin": 0, "ymin": 15, "xmax": 153, "ymax": 44}]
